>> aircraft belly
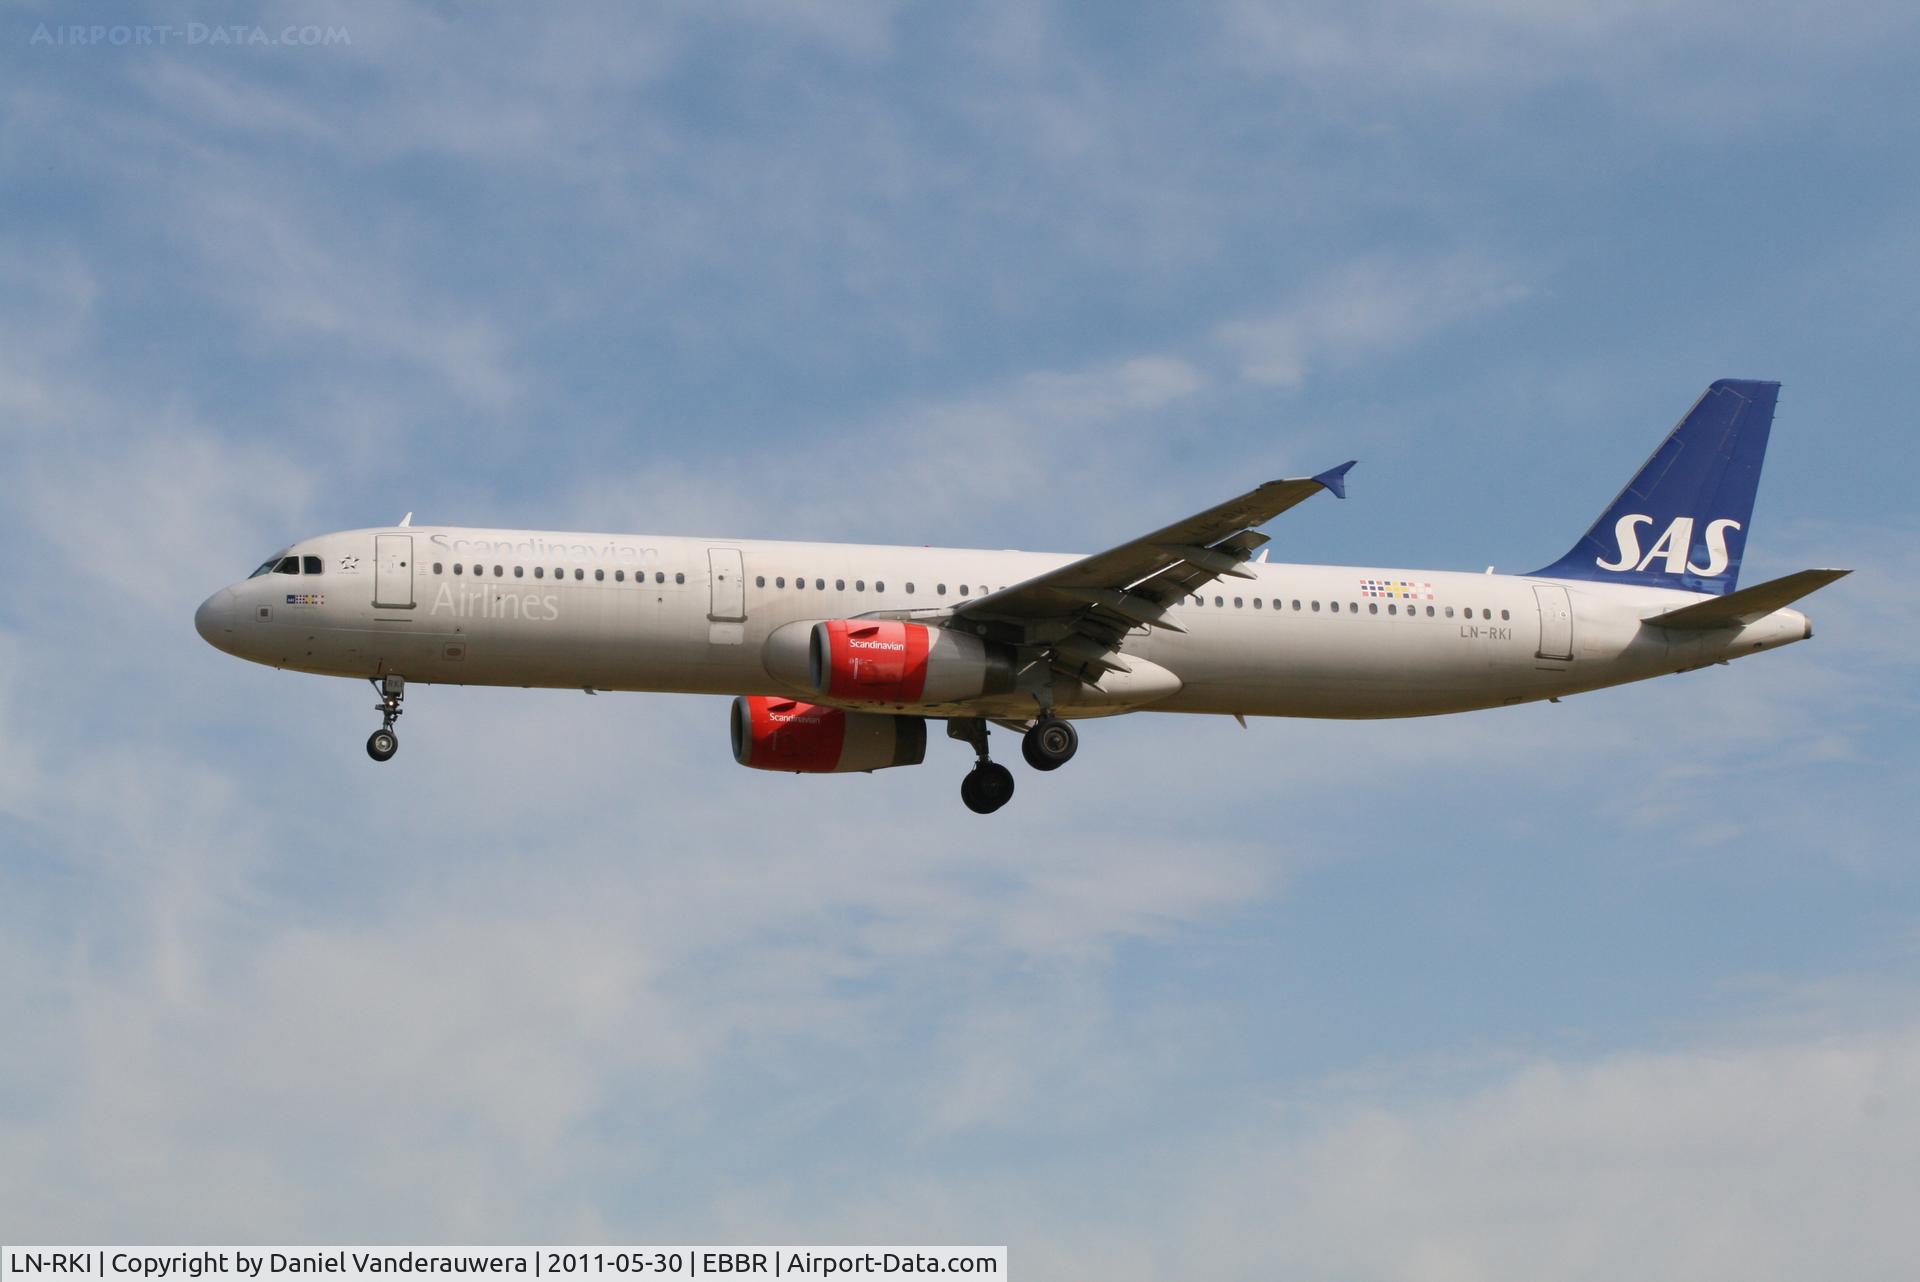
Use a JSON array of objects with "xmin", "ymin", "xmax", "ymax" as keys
[{"xmin": 1135, "ymin": 611, "xmax": 1544, "ymax": 717}]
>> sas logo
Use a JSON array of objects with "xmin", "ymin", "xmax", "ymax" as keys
[{"xmin": 1596, "ymin": 515, "xmax": 1741, "ymax": 577}]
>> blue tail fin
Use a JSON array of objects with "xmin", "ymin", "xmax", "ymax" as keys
[{"xmin": 1529, "ymin": 379, "xmax": 1778, "ymax": 596}]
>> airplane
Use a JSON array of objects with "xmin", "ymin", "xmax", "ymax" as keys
[{"xmin": 195, "ymin": 379, "xmax": 1847, "ymax": 813}]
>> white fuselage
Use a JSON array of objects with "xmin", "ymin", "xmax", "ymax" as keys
[{"xmin": 194, "ymin": 525, "xmax": 1812, "ymax": 720}]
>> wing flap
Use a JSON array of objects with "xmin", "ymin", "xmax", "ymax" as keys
[{"xmin": 1641, "ymin": 568, "xmax": 1850, "ymax": 630}]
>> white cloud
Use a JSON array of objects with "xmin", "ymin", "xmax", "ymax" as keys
[
  {"xmin": 1215, "ymin": 253, "xmax": 1532, "ymax": 389},
  {"xmin": 1158, "ymin": 1018, "xmax": 1920, "ymax": 1281},
  {"xmin": 1218, "ymin": 0, "xmax": 1920, "ymax": 130}
]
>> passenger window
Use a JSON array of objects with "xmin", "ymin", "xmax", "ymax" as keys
[
  {"xmin": 837, "ymin": 579, "xmax": 846, "ymax": 591},
  {"xmin": 514, "ymin": 566, "xmax": 524, "ymax": 578},
  {"xmin": 595, "ymin": 569, "xmax": 604, "ymax": 581},
  {"xmin": 433, "ymin": 562, "xmax": 444, "ymax": 574},
  {"xmin": 1214, "ymin": 595, "xmax": 1223, "ymax": 607},
  {"xmin": 655, "ymin": 572, "xmax": 665, "ymax": 584},
  {"xmin": 1253, "ymin": 598, "xmax": 1262, "ymax": 609},
  {"xmin": 1369, "ymin": 602, "xmax": 1378, "ymax": 614},
  {"xmin": 937, "ymin": 584, "xmax": 947, "ymax": 595},
  {"xmin": 454, "ymin": 563, "xmax": 464, "ymax": 576},
  {"xmin": 905, "ymin": 583, "xmax": 915, "ymax": 594},
  {"xmin": 676, "ymin": 572, "xmax": 686, "ymax": 585},
  {"xmin": 1426, "ymin": 606, "xmax": 1435, "ymax": 617},
  {"xmin": 876, "ymin": 581, "xmax": 885, "ymax": 592},
  {"xmin": 1291, "ymin": 600, "xmax": 1301, "ymax": 611},
  {"xmin": 275, "ymin": 556, "xmax": 299, "ymax": 575},
  {"xmin": 491, "ymin": 565, "xmax": 500, "ymax": 577},
  {"xmin": 776, "ymin": 576, "xmax": 786, "ymax": 588},
  {"xmin": 535, "ymin": 567, "xmax": 545, "ymax": 578},
  {"xmin": 1388, "ymin": 604, "xmax": 1396, "ymax": 615},
  {"xmin": 960, "ymin": 585, "xmax": 970, "ymax": 596},
  {"xmin": 574, "ymin": 569, "xmax": 583, "ymax": 581},
  {"xmin": 303, "ymin": 555, "xmax": 322, "ymax": 575},
  {"xmin": 814, "ymin": 578, "xmax": 823, "ymax": 590},
  {"xmin": 855, "ymin": 580, "xmax": 865, "ymax": 591},
  {"xmin": 1444, "ymin": 606, "xmax": 1453, "ymax": 617},
  {"xmin": 1483, "ymin": 608, "xmax": 1492, "ymax": 620},
  {"xmin": 616, "ymin": 570, "xmax": 624, "ymax": 582},
  {"xmin": 755, "ymin": 576, "xmax": 765, "ymax": 588},
  {"xmin": 1501, "ymin": 609, "xmax": 1510, "ymax": 621},
  {"xmin": 1311, "ymin": 600, "xmax": 1321, "ymax": 612},
  {"xmin": 1234, "ymin": 597, "xmax": 1243, "ymax": 608}
]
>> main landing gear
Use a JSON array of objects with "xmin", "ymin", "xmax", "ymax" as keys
[
  {"xmin": 950, "ymin": 718, "xmax": 1016, "ymax": 815},
  {"xmin": 1020, "ymin": 717, "xmax": 1078, "ymax": 771},
  {"xmin": 949, "ymin": 715, "xmax": 1081, "ymax": 813},
  {"xmin": 366, "ymin": 674, "xmax": 404, "ymax": 762}
]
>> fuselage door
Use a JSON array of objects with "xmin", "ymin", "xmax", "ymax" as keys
[
  {"xmin": 375, "ymin": 534, "xmax": 415, "ymax": 609},
  {"xmin": 708, "ymin": 548, "xmax": 746, "ymax": 621},
  {"xmin": 1532, "ymin": 582, "xmax": 1574, "ymax": 662},
  {"xmin": 707, "ymin": 547, "xmax": 746, "ymax": 645}
]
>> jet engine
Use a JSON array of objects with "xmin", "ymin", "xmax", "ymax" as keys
[
  {"xmin": 730, "ymin": 695, "xmax": 926, "ymax": 773},
  {"xmin": 804, "ymin": 619, "xmax": 1014, "ymax": 706}
]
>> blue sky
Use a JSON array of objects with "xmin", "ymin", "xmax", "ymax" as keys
[{"xmin": 3, "ymin": 1, "xmax": 1918, "ymax": 1275}]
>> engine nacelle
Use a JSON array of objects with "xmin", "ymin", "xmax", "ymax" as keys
[
  {"xmin": 730, "ymin": 695, "xmax": 926, "ymax": 773},
  {"xmin": 807, "ymin": 619, "xmax": 1014, "ymax": 706}
]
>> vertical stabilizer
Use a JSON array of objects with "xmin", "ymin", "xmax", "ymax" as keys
[{"xmin": 1529, "ymin": 379, "xmax": 1778, "ymax": 596}]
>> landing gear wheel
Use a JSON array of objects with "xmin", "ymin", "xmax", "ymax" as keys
[
  {"xmin": 366, "ymin": 674, "xmax": 405, "ymax": 763},
  {"xmin": 961, "ymin": 762, "xmax": 1016, "ymax": 814},
  {"xmin": 1021, "ymin": 717, "xmax": 1078, "ymax": 771}
]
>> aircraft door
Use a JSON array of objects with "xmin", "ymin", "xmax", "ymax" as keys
[
  {"xmin": 375, "ymin": 534, "xmax": 415, "ymax": 609},
  {"xmin": 1532, "ymin": 582, "xmax": 1573, "ymax": 661},
  {"xmin": 707, "ymin": 547, "xmax": 746, "ymax": 645}
]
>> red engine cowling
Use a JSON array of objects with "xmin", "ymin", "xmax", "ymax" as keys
[
  {"xmin": 807, "ymin": 619, "xmax": 1013, "ymax": 705},
  {"xmin": 730, "ymin": 695, "xmax": 927, "ymax": 773}
]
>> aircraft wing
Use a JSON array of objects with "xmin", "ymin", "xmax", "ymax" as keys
[{"xmin": 949, "ymin": 462, "xmax": 1355, "ymax": 677}]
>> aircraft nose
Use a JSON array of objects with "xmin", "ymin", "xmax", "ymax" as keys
[{"xmin": 194, "ymin": 588, "xmax": 236, "ymax": 649}]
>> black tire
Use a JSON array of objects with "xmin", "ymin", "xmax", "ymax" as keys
[
  {"xmin": 367, "ymin": 729, "xmax": 399, "ymax": 762},
  {"xmin": 1021, "ymin": 717, "xmax": 1078, "ymax": 771},
  {"xmin": 961, "ymin": 762, "xmax": 1015, "ymax": 814}
]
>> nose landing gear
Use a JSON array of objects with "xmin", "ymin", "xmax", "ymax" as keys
[
  {"xmin": 949, "ymin": 718, "xmax": 1015, "ymax": 814},
  {"xmin": 366, "ymin": 674, "xmax": 404, "ymax": 762}
]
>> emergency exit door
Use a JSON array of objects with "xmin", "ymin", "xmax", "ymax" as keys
[{"xmin": 708, "ymin": 547, "xmax": 746, "ymax": 645}]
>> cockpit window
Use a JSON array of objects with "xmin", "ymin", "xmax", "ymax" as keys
[
  {"xmin": 250, "ymin": 559, "xmax": 278, "ymax": 578},
  {"xmin": 275, "ymin": 556, "xmax": 300, "ymax": 575},
  {"xmin": 303, "ymin": 555, "xmax": 323, "ymax": 575}
]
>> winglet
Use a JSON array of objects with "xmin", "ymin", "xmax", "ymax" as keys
[
  {"xmin": 1312, "ymin": 460, "xmax": 1357, "ymax": 501},
  {"xmin": 398, "ymin": 512, "xmax": 414, "ymax": 528}
]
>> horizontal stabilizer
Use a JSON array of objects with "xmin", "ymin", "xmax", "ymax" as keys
[{"xmin": 1641, "ymin": 568, "xmax": 1850, "ymax": 631}]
